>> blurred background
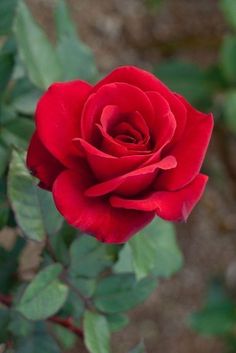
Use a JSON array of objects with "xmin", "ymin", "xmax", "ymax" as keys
[{"xmin": 1, "ymin": 0, "xmax": 236, "ymax": 352}]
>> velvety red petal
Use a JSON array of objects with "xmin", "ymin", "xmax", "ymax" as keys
[
  {"xmin": 81, "ymin": 82, "xmax": 154, "ymax": 143},
  {"xmin": 146, "ymin": 91, "xmax": 176, "ymax": 150},
  {"xmin": 36, "ymin": 80, "xmax": 92, "ymax": 167},
  {"xmin": 73, "ymin": 138, "xmax": 150, "ymax": 180},
  {"xmin": 85, "ymin": 156, "xmax": 177, "ymax": 198},
  {"xmin": 156, "ymin": 95, "xmax": 214, "ymax": 191},
  {"xmin": 110, "ymin": 174, "xmax": 208, "ymax": 221},
  {"xmin": 26, "ymin": 132, "xmax": 64, "ymax": 190},
  {"xmin": 53, "ymin": 169, "xmax": 155, "ymax": 243},
  {"xmin": 93, "ymin": 66, "xmax": 187, "ymax": 141}
]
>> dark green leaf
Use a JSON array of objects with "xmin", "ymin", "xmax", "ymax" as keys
[
  {"xmin": 190, "ymin": 281, "xmax": 236, "ymax": 335},
  {"xmin": 106, "ymin": 313, "xmax": 129, "ymax": 332},
  {"xmin": 8, "ymin": 150, "xmax": 63, "ymax": 241},
  {"xmin": 0, "ymin": 143, "xmax": 10, "ymax": 177},
  {"xmin": 94, "ymin": 274, "xmax": 157, "ymax": 314},
  {"xmin": 220, "ymin": 35, "xmax": 236, "ymax": 85},
  {"xmin": 54, "ymin": 0, "xmax": 98, "ymax": 82},
  {"xmin": 0, "ymin": 308, "xmax": 10, "ymax": 342},
  {"xmin": 12, "ymin": 89, "xmax": 41, "ymax": 115},
  {"xmin": 0, "ymin": 236, "xmax": 25, "ymax": 293},
  {"xmin": 16, "ymin": 324, "xmax": 61, "ymax": 353},
  {"xmin": 69, "ymin": 235, "xmax": 113, "ymax": 278},
  {"xmin": 0, "ymin": 45, "xmax": 15, "ymax": 96},
  {"xmin": 0, "ymin": 0, "xmax": 18, "ymax": 35},
  {"xmin": 69, "ymin": 276, "xmax": 96, "ymax": 298},
  {"xmin": 220, "ymin": 0, "xmax": 236, "ymax": 30},
  {"xmin": 14, "ymin": 1, "xmax": 62, "ymax": 89},
  {"xmin": 154, "ymin": 60, "xmax": 211, "ymax": 107},
  {"xmin": 16, "ymin": 263, "xmax": 69, "ymax": 320},
  {"xmin": 1, "ymin": 117, "xmax": 34, "ymax": 149},
  {"xmin": 223, "ymin": 91, "xmax": 236, "ymax": 134},
  {"xmin": 52, "ymin": 325, "xmax": 77, "ymax": 350},
  {"xmin": 84, "ymin": 311, "xmax": 111, "ymax": 353},
  {"xmin": 9, "ymin": 312, "xmax": 33, "ymax": 337}
]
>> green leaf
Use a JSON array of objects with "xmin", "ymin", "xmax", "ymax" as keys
[
  {"xmin": 0, "ymin": 236, "xmax": 25, "ymax": 293},
  {"xmin": 127, "ymin": 219, "xmax": 183, "ymax": 280},
  {"xmin": 190, "ymin": 281, "xmax": 236, "ymax": 336},
  {"xmin": 69, "ymin": 235, "xmax": 113, "ymax": 278},
  {"xmin": 12, "ymin": 89, "xmax": 41, "ymax": 115},
  {"xmin": 16, "ymin": 324, "xmax": 61, "ymax": 353},
  {"xmin": 9, "ymin": 312, "xmax": 33, "ymax": 337},
  {"xmin": 129, "ymin": 342, "xmax": 146, "ymax": 353},
  {"xmin": 16, "ymin": 263, "xmax": 68, "ymax": 320},
  {"xmin": 54, "ymin": 0, "xmax": 98, "ymax": 82},
  {"xmin": 52, "ymin": 325, "xmax": 77, "ymax": 350},
  {"xmin": 1, "ymin": 117, "xmax": 34, "ymax": 149},
  {"xmin": 106, "ymin": 313, "xmax": 129, "ymax": 332},
  {"xmin": 0, "ymin": 45, "xmax": 15, "ymax": 96},
  {"xmin": 220, "ymin": 35, "xmax": 236, "ymax": 85},
  {"xmin": 14, "ymin": 1, "xmax": 62, "ymax": 89},
  {"xmin": 8, "ymin": 150, "xmax": 63, "ymax": 241},
  {"xmin": 223, "ymin": 91, "xmax": 236, "ymax": 134},
  {"xmin": 94, "ymin": 274, "xmax": 157, "ymax": 314},
  {"xmin": 0, "ymin": 0, "xmax": 18, "ymax": 35},
  {"xmin": 69, "ymin": 276, "xmax": 96, "ymax": 297},
  {"xmin": 220, "ymin": 0, "xmax": 236, "ymax": 30},
  {"xmin": 0, "ymin": 143, "xmax": 10, "ymax": 177},
  {"xmin": 154, "ymin": 60, "xmax": 211, "ymax": 107},
  {"xmin": 113, "ymin": 244, "xmax": 133, "ymax": 274},
  {"xmin": 84, "ymin": 311, "xmax": 110, "ymax": 353},
  {"xmin": 0, "ymin": 308, "xmax": 10, "ymax": 342}
]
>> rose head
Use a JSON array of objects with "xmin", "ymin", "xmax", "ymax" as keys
[{"xmin": 27, "ymin": 66, "xmax": 213, "ymax": 243}]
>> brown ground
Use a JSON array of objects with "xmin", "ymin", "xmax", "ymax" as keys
[{"xmin": 10, "ymin": 0, "xmax": 236, "ymax": 352}]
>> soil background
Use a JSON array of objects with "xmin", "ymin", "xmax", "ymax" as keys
[{"xmin": 20, "ymin": 0, "xmax": 236, "ymax": 352}]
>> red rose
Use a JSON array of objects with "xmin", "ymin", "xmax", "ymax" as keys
[{"xmin": 27, "ymin": 66, "xmax": 213, "ymax": 243}]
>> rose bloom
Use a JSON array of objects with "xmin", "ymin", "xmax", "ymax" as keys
[{"xmin": 27, "ymin": 66, "xmax": 213, "ymax": 243}]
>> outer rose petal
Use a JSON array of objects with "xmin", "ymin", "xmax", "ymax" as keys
[
  {"xmin": 26, "ymin": 132, "xmax": 64, "ymax": 190},
  {"xmin": 93, "ymin": 66, "xmax": 187, "ymax": 141},
  {"xmin": 85, "ymin": 156, "xmax": 177, "ymax": 197},
  {"xmin": 110, "ymin": 174, "xmax": 208, "ymax": 222},
  {"xmin": 156, "ymin": 95, "xmax": 214, "ymax": 191},
  {"xmin": 36, "ymin": 80, "xmax": 92, "ymax": 167},
  {"xmin": 53, "ymin": 169, "xmax": 155, "ymax": 243}
]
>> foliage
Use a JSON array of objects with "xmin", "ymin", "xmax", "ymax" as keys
[{"xmin": 0, "ymin": 1, "xmax": 184, "ymax": 352}]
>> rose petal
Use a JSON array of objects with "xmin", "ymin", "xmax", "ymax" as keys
[
  {"xmin": 53, "ymin": 168, "xmax": 155, "ymax": 243},
  {"xmin": 26, "ymin": 132, "xmax": 64, "ymax": 190},
  {"xmin": 110, "ymin": 174, "xmax": 208, "ymax": 221},
  {"xmin": 36, "ymin": 80, "xmax": 92, "ymax": 167},
  {"xmin": 93, "ymin": 66, "xmax": 187, "ymax": 140},
  {"xmin": 74, "ymin": 138, "xmax": 150, "ymax": 180},
  {"xmin": 156, "ymin": 95, "xmax": 214, "ymax": 191},
  {"xmin": 85, "ymin": 155, "xmax": 177, "ymax": 197},
  {"xmin": 81, "ymin": 82, "xmax": 154, "ymax": 143}
]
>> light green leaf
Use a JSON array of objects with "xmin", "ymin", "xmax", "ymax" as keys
[
  {"xmin": 54, "ymin": 0, "xmax": 98, "ymax": 82},
  {"xmin": 12, "ymin": 89, "xmax": 41, "ymax": 115},
  {"xmin": 223, "ymin": 90, "xmax": 236, "ymax": 134},
  {"xmin": 8, "ymin": 150, "xmax": 63, "ymax": 241},
  {"xmin": 0, "ymin": 0, "xmax": 18, "ymax": 35},
  {"xmin": 154, "ymin": 60, "xmax": 211, "ymax": 107},
  {"xmin": 127, "ymin": 219, "xmax": 183, "ymax": 280},
  {"xmin": 52, "ymin": 325, "xmax": 77, "ymax": 350},
  {"xmin": 220, "ymin": 0, "xmax": 236, "ymax": 30},
  {"xmin": 94, "ymin": 274, "xmax": 157, "ymax": 314},
  {"xmin": 84, "ymin": 311, "xmax": 110, "ymax": 353},
  {"xmin": 14, "ymin": 1, "xmax": 62, "ymax": 89},
  {"xmin": 69, "ymin": 235, "xmax": 113, "ymax": 278},
  {"xmin": 220, "ymin": 35, "xmax": 236, "ymax": 84},
  {"xmin": 113, "ymin": 244, "xmax": 133, "ymax": 274},
  {"xmin": 16, "ymin": 263, "xmax": 68, "ymax": 321}
]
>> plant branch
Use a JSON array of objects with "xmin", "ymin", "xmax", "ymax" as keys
[{"xmin": 0, "ymin": 293, "xmax": 83, "ymax": 339}]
